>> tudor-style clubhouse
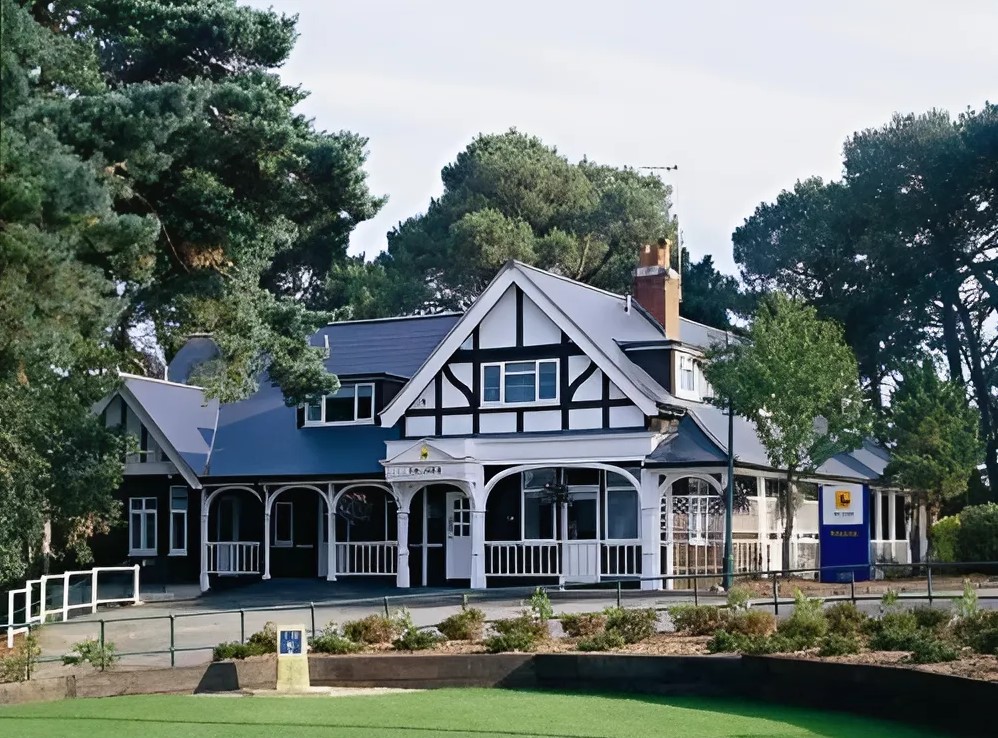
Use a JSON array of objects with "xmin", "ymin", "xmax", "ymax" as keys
[{"xmin": 90, "ymin": 241, "xmax": 913, "ymax": 592}]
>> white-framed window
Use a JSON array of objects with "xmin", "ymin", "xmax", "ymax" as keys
[
  {"xmin": 274, "ymin": 500, "xmax": 294, "ymax": 547},
  {"xmin": 604, "ymin": 470, "xmax": 639, "ymax": 540},
  {"xmin": 129, "ymin": 497, "xmax": 157, "ymax": 556},
  {"xmin": 679, "ymin": 354, "xmax": 696, "ymax": 393},
  {"xmin": 482, "ymin": 360, "xmax": 558, "ymax": 405},
  {"xmin": 522, "ymin": 468, "xmax": 558, "ymax": 540},
  {"xmin": 304, "ymin": 383, "xmax": 375, "ymax": 425},
  {"xmin": 169, "ymin": 486, "xmax": 188, "ymax": 556}
]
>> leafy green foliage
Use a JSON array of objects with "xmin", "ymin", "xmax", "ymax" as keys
[
  {"xmin": 211, "ymin": 641, "xmax": 268, "ymax": 661},
  {"xmin": 342, "ymin": 615, "xmax": 398, "ymax": 645},
  {"xmin": 956, "ymin": 504, "xmax": 998, "ymax": 562},
  {"xmin": 704, "ymin": 295, "xmax": 869, "ymax": 570},
  {"xmin": 393, "ymin": 627, "xmax": 443, "ymax": 652},
  {"xmin": 952, "ymin": 580, "xmax": 979, "ymax": 620},
  {"xmin": 725, "ymin": 610, "xmax": 776, "ymax": 637},
  {"xmin": 705, "ymin": 629, "xmax": 745, "ymax": 654},
  {"xmin": 246, "ymin": 622, "xmax": 278, "ymax": 653},
  {"xmin": 929, "ymin": 516, "xmax": 960, "ymax": 563},
  {"xmin": 484, "ymin": 613, "xmax": 547, "ymax": 653},
  {"xmin": 776, "ymin": 591, "xmax": 828, "ymax": 647},
  {"xmin": 310, "ymin": 629, "xmax": 362, "ymax": 655},
  {"xmin": 824, "ymin": 602, "xmax": 868, "ymax": 637},
  {"xmin": 908, "ymin": 636, "xmax": 959, "ymax": 664},
  {"xmin": 725, "ymin": 586, "xmax": 752, "ymax": 611},
  {"xmin": 668, "ymin": 605, "xmax": 726, "ymax": 636},
  {"xmin": 867, "ymin": 612, "xmax": 921, "ymax": 651},
  {"xmin": 910, "ymin": 607, "xmax": 950, "ymax": 634},
  {"xmin": 576, "ymin": 631, "xmax": 627, "ymax": 652},
  {"xmin": 63, "ymin": 637, "xmax": 119, "ymax": 670},
  {"xmin": 953, "ymin": 611, "xmax": 998, "ymax": 655},
  {"xmin": 558, "ymin": 612, "xmax": 607, "ymax": 638},
  {"xmin": 437, "ymin": 606, "xmax": 486, "ymax": 641},
  {"xmin": 528, "ymin": 588, "xmax": 553, "ymax": 622},
  {"xmin": 0, "ymin": 634, "xmax": 40, "ymax": 683},
  {"xmin": 818, "ymin": 633, "xmax": 860, "ymax": 657},
  {"xmin": 603, "ymin": 607, "xmax": 657, "ymax": 644}
]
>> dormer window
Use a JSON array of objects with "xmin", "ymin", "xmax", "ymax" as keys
[
  {"xmin": 679, "ymin": 355, "xmax": 696, "ymax": 392},
  {"xmin": 304, "ymin": 383, "xmax": 375, "ymax": 425},
  {"xmin": 482, "ymin": 360, "xmax": 558, "ymax": 405}
]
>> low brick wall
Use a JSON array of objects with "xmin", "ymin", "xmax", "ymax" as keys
[{"xmin": 309, "ymin": 654, "xmax": 535, "ymax": 689}]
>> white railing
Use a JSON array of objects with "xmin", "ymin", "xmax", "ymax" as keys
[
  {"xmin": 486, "ymin": 542, "xmax": 561, "ymax": 577},
  {"xmin": 600, "ymin": 541, "xmax": 642, "ymax": 577},
  {"xmin": 734, "ymin": 540, "xmax": 763, "ymax": 573},
  {"xmin": 5, "ymin": 565, "xmax": 140, "ymax": 648},
  {"xmin": 334, "ymin": 542, "xmax": 398, "ymax": 575},
  {"xmin": 207, "ymin": 541, "xmax": 260, "ymax": 575}
]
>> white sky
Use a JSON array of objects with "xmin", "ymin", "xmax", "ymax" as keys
[{"xmin": 248, "ymin": 0, "xmax": 998, "ymax": 276}]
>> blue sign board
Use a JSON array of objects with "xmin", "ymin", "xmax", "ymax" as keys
[
  {"xmin": 279, "ymin": 628, "xmax": 303, "ymax": 656},
  {"xmin": 818, "ymin": 483, "xmax": 870, "ymax": 583}
]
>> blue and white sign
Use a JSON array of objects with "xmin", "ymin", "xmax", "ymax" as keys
[
  {"xmin": 279, "ymin": 628, "xmax": 303, "ymax": 656},
  {"xmin": 818, "ymin": 483, "xmax": 870, "ymax": 583}
]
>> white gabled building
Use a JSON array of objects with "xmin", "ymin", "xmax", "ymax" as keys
[{"xmin": 92, "ymin": 241, "xmax": 912, "ymax": 592}]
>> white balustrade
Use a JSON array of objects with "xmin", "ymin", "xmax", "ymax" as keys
[
  {"xmin": 334, "ymin": 542, "xmax": 398, "ymax": 575},
  {"xmin": 207, "ymin": 542, "xmax": 260, "ymax": 575},
  {"xmin": 485, "ymin": 542, "xmax": 561, "ymax": 576},
  {"xmin": 600, "ymin": 541, "xmax": 642, "ymax": 577},
  {"xmin": 5, "ymin": 565, "xmax": 140, "ymax": 648}
]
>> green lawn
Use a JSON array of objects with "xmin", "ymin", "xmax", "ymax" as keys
[{"xmin": 0, "ymin": 689, "xmax": 939, "ymax": 738}]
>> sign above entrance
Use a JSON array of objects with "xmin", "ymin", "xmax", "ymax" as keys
[
  {"xmin": 385, "ymin": 464, "xmax": 444, "ymax": 479},
  {"xmin": 821, "ymin": 482, "xmax": 864, "ymax": 525}
]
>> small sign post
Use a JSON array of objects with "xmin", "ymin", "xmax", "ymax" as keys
[
  {"xmin": 818, "ymin": 483, "xmax": 871, "ymax": 583},
  {"xmin": 276, "ymin": 624, "xmax": 309, "ymax": 692}
]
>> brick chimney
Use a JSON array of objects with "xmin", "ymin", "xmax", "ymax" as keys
[{"xmin": 632, "ymin": 238, "xmax": 681, "ymax": 339}]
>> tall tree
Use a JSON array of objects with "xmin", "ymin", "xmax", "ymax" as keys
[
  {"xmin": 883, "ymin": 362, "xmax": 982, "ymax": 563},
  {"xmin": 680, "ymin": 248, "xmax": 749, "ymax": 330},
  {"xmin": 734, "ymin": 106, "xmax": 998, "ymax": 494},
  {"xmin": 704, "ymin": 294, "xmax": 870, "ymax": 571},
  {"xmin": 340, "ymin": 130, "xmax": 677, "ymax": 315}
]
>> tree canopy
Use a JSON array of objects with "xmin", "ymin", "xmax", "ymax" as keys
[
  {"xmin": 704, "ymin": 294, "xmax": 870, "ymax": 570},
  {"xmin": 733, "ymin": 105, "xmax": 997, "ymax": 496}
]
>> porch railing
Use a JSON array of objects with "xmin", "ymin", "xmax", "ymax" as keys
[
  {"xmin": 5, "ymin": 565, "xmax": 140, "ymax": 648},
  {"xmin": 207, "ymin": 542, "xmax": 260, "ymax": 575},
  {"xmin": 486, "ymin": 542, "xmax": 561, "ymax": 577},
  {"xmin": 600, "ymin": 541, "xmax": 642, "ymax": 577},
  {"xmin": 334, "ymin": 542, "xmax": 398, "ymax": 576}
]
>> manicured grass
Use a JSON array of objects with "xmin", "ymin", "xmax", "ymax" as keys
[{"xmin": 0, "ymin": 688, "xmax": 938, "ymax": 737}]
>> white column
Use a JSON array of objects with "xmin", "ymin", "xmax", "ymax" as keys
[
  {"xmin": 470, "ymin": 509, "xmax": 486, "ymax": 589},
  {"xmin": 887, "ymin": 490, "xmax": 898, "ymax": 562},
  {"xmin": 639, "ymin": 468, "xmax": 661, "ymax": 591},
  {"xmin": 756, "ymin": 476, "xmax": 767, "ymax": 575},
  {"xmin": 199, "ymin": 490, "xmax": 210, "ymax": 592},
  {"xmin": 664, "ymin": 479, "xmax": 675, "ymax": 590},
  {"xmin": 326, "ymin": 485, "xmax": 336, "ymax": 582},
  {"xmin": 262, "ymin": 491, "xmax": 272, "ymax": 580},
  {"xmin": 396, "ymin": 510, "xmax": 410, "ymax": 588}
]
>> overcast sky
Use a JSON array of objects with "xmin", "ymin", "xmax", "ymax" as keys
[{"xmin": 249, "ymin": 0, "xmax": 998, "ymax": 276}]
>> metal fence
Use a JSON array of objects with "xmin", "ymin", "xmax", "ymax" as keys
[{"xmin": 4, "ymin": 560, "xmax": 996, "ymax": 675}]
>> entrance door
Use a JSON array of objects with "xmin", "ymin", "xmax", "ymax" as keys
[
  {"xmin": 216, "ymin": 497, "xmax": 240, "ymax": 573},
  {"xmin": 563, "ymin": 486, "xmax": 599, "ymax": 582},
  {"xmin": 445, "ymin": 491, "xmax": 472, "ymax": 580}
]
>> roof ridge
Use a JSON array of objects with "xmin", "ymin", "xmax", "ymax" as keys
[
  {"xmin": 324, "ymin": 312, "xmax": 462, "ymax": 327},
  {"xmin": 120, "ymin": 372, "xmax": 204, "ymax": 390},
  {"xmin": 511, "ymin": 260, "xmax": 627, "ymax": 301}
]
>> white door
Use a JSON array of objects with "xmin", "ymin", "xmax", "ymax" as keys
[
  {"xmin": 445, "ymin": 492, "xmax": 473, "ymax": 579},
  {"xmin": 563, "ymin": 487, "xmax": 599, "ymax": 582},
  {"xmin": 563, "ymin": 541, "xmax": 600, "ymax": 582}
]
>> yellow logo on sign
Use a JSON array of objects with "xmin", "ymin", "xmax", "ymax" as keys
[
  {"xmin": 420, "ymin": 445, "xmax": 429, "ymax": 460},
  {"xmin": 835, "ymin": 489, "xmax": 852, "ymax": 509}
]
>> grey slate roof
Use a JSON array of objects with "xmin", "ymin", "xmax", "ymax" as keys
[
  {"xmin": 122, "ymin": 376, "xmax": 218, "ymax": 474},
  {"xmin": 647, "ymin": 401, "xmax": 887, "ymax": 483},
  {"xmin": 311, "ymin": 314, "xmax": 460, "ymax": 377}
]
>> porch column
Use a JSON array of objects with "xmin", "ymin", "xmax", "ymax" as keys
[
  {"xmin": 756, "ymin": 476, "xmax": 767, "ymax": 575},
  {"xmin": 887, "ymin": 490, "xmax": 898, "ymax": 562},
  {"xmin": 326, "ymin": 484, "xmax": 336, "ymax": 582},
  {"xmin": 262, "ymin": 491, "xmax": 271, "ymax": 580},
  {"xmin": 470, "ymin": 510, "xmax": 486, "ymax": 590},
  {"xmin": 396, "ymin": 510, "xmax": 410, "ymax": 588},
  {"xmin": 199, "ymin": 490, "xmax": 210, "ymax": 592},
  {"xmin": 639, "ymin": 469, "xmax": 661, "ymax": 591},
  {"xmin": 663, "ymin": 479, "xmax": 675, "ymax": 590}
]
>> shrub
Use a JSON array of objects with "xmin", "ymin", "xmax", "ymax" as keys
[
  {"xmin": 726, "ymin": 585, "xmax": 752, "ymax": 611},
  {"xmin": 393, "ymin": 627, "xmax": 442, "ymax": 652},
  {"xmin": 668, "ymin": 604, "xmax": 725, "ymax": 636},
  {"xmin": 484, "ymin": 631, "xmax": 536, "ymax": 654},
  {"xmin": 343, "ymin": 614, "xmax": 398, "ymax": 644},
  {"xmin": 213, "ymin": 641, "xmax": 268, "ymax": 661},
  {"xmin": 818, "ymin": 633, "xmax": 860, "ymax": 657},
  {"xmin": 880, "ymin": 588, "xmax": 900, "ymax": 612},
  {"xmin": 559, "ymin": 612, "xmax": 607, "ymax": 638},
  {"xmin": 604, "ymin": 607, "xmax": 657, "ymax": 644},
  {"xmin": 0, "ymin": 634, "xmax": 40, "ymax": 682},
  {"xmin": 577, "ymin": 631, "xmax": 626, "ymax": 652},
  {"xmin": 438, "ymin": 607, "xmax": 486, "ymax": 641},
  {"xmin": 824, "ymin": 602, "xmax": 867, "ymax": 637},
  {"xmin": 63, "ymin": 638, "xmax": 119, "ymax": 670},
  {"xmin": 484, "ymin": 612, "xmax": 547, "ymax": 653},
  {"xmin": 725, "ymin": 609, "xmax": 776, "ymax": 637},
  {"xmin": 909, "ymin": 635, "xmax": 959, "ymax": 664},
  {"xmin": 868, "ymin": 612, "xmax": 921, "ymax": 651},
  {"xmin": 910, "ymin": 606, "xmax": 950, "ymax": 634},
  {"xmin": 952, "ymin": 579, "xmax": 979, "ymax": 620},
  {"xmin": 956, "ymin": 503, "xmax": 998, "ymax": 563},
  {"xmin": 246, "ymin": 622, "xmax": 278, "ymax": 652},
  {"xmin": 776, "ymin": 590, "xmax": 827, "ymax": 647},
  {"xmin": 929, "ymin": 516, "xmax": 960, "ymax": 563},
  {"xmin": 706, "ymin": 629, "xmax": 746, "ymax": 654},
  {"xmin": 311, "ymin": 624, "xmax": 362, "ymax": 655},
  {"xmin": 952, "ymin": 610, "xmax": 998, "ymax": 655},
  {"xmin": 528, "ymin": 588, "xmax": 553, "ymax": 622}
]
